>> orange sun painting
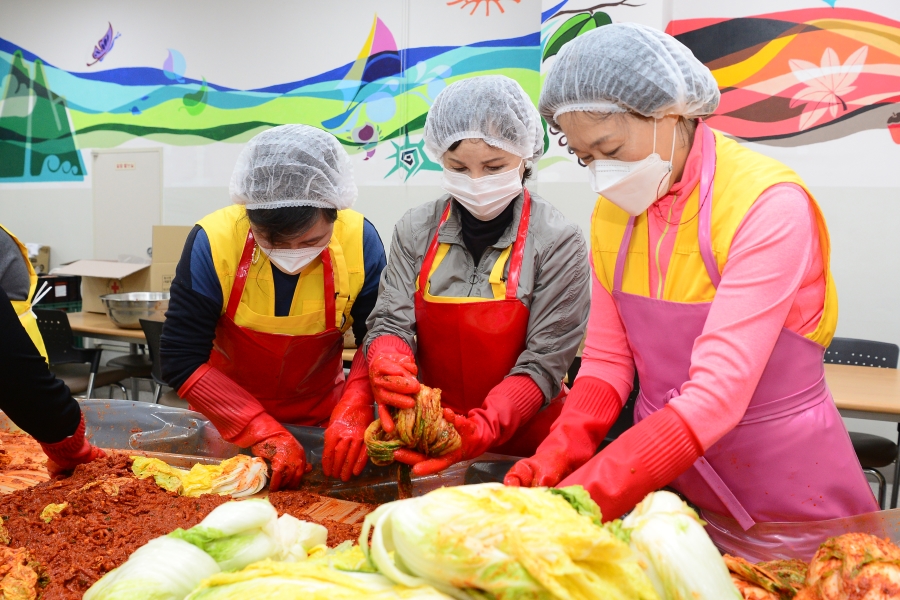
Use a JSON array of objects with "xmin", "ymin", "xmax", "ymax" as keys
[{"xmin": 447, "ymin": 0, "xmax": 521, "ymax": 16}]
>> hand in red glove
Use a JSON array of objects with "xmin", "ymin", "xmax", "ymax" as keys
[
  {"xmin": 39, "ymin": 414, "xmax": 106, "ymax": 476},
  {"xmin": 232, "ymin": 413, "xmax": 310, "ymax": 491},
  {"xmin": 559, "ymin": 405, "xmax": 702, "ymax": 521},
  {"xmin": 322, "ymin": 351, "xmax": 374, "ymax": 481},
  {"xmin": 179, "ymin": 363, "xmax": 309, "ymax": 491},
  {"xmin": 504, "ymin": 377, "xmax": 621, "ymax": 488},
  {"xmin": 402, "ymin": 375, "xmax": 545, "ymax": 477},
  {"xmin": 367, "ymin": 336, "xmax": 420, "ymax": 434}
]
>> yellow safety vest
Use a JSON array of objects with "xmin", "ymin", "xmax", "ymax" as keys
[
  {"xmin": 198, "ymin": 205, "xmax": 366, "ymax": 335},
  {"xmin": 0, "ymin": 224, "xmax": 49, "ymax": 361},
  {"xmin": 591, "ymin": 130, "xmax": 837, "ymax": 347}
]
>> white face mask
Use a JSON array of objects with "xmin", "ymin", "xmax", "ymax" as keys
[
  {"xmin": 441, "ymin": 162, "xmax": 523, "ymax": 221},
  {"xmin": 259, "ymin": 244, "xmax": 327, "ymax": 275},
  {"xmin": 588, "ymin": 119, "xmax": 677, "ymax": 216}
]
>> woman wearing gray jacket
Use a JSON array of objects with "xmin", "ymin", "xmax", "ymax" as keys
[{"xmin": 322, "ymin": 75, "xmax": 591, "ymax": 480}]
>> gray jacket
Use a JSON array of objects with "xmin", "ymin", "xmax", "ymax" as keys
[{"xmin": 365, "ymin": 191, "xmax": 590, "ymax": 400}]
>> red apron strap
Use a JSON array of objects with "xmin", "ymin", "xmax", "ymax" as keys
[
  {"xmin": 418, "ymin": 193, "xmax": 532, "ymax": 300},
  {"xmin": 697, "ymin": 121, "xmax": 720, "ymax": 289},
  {"xmin": 226, "ymin": 230, "xmax": 257, "ymax": 319},
  {"xmin": 505, "ymin": 188, "xmax": 532, "ymax": 300},
  {"xmin": 418, "ymin": 201, "xmax": 453, "ymax": 294},
  {"xmin": 320, "ymin": 247, "xmax": 338, "ymax": 331},
  {"xmin": 226, "ymin": 229, "xmax": 338, "ymax": 329}
]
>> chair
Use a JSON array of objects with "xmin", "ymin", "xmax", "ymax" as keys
[
  {"xmin": 825, "ymin": 337, "xmax": 900, "ymax": 509},
  {"xmin": 139, "ymin": 319, "xmax": 188, "ymax": 408},
  {"xmin": 106, "ymin": 347, "xmax": 153, "ymax": 400},
  {"xmin": 34, "ymin": 309, "xmax": 129, "ymax": 399}
]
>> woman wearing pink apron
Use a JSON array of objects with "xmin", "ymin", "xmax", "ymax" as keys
[
  {"xmin": 505, "ymin": 23, "xmax": 877, "ymax": 542},
  {"xmin": 161, "ymin": 125, "xmax": 387, "ymax": 490},
  {"xmin": 323, "ymin": 76, "xmax": 591, "ymax": 479}
]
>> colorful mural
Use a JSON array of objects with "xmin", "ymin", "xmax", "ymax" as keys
[
  {"xmin": 668, "ymin": 8, "xmax": 900, "ymax": 145},
  {"xmin": 0, "ymin": 13, "xmax": 539, "ymax": 183}
]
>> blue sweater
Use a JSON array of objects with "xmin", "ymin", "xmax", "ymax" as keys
[{"xmin": 160, "ymin": 219, "xmax": 386, "ymax": 390}]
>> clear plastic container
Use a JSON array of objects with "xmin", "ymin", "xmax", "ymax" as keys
[
  {"xmin": 0, "ymin": 400, "xmax": 519, "ymax": 503},
  {"xmin": 704, "ymin": 508, "xmax": 900, "ymax": 562}
]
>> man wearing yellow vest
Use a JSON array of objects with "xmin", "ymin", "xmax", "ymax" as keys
[
  {"xmin": 160, "ymin": 125, "xmax": 386, "ymax": 491},
  {"xmin": 505, "ymin": 23, "xmax": 877, "ymax": 542},
  {"xmin": 0, "ymin": 224, "xmax": 48, "ymax": 360}
]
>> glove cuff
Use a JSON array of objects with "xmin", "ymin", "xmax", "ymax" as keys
[
  {"xmin": 634, "ymin": 406, "xmax": 702, "ymax": 486},
  {"xmin": 561, "ymin": 406, "xmax": 702, "ymax": 521},
  {"xmin": 566, "ymin": 377, "xmax": 622, "ymax": 422},
  {"xmin": 39, "ymin": 414, "xmax": 90, "ymax": 468},
  {"xmin": 179, "ymin": 364, "xmax": 266, "ymax": 441},
  {"xmin": 343, "ymin": 350, "xmax": 371, "ymax": 396},
  {"xmin": 471, "ymin": 375, "xmax": 544, "ymax": 449},
  {"xmin": 231, "ymin": 411, "xmax": 290, "ymax": 448},
  {"xmin": 367, "ymin": 335, "xmax": 414, "ymax": 362}
]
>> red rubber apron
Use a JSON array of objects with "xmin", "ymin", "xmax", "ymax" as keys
[
  {"xmin": 612, "ymin": 124, "xmax": 876, "ymax": 542},
  {"xmin": 414, "ymin": 189, "xmax": 565, "ymax": 457},
  {"xmin": 208, "ymin": 230, "xmax": 344, "ymax": 426}
]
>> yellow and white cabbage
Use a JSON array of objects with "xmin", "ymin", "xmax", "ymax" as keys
[
  {"xmin": 621, "ymin": 491, "xmax": 742, "ymax": 600},
  {"xmin": 361, "ymin": 482, "xmax": 659, "ymax": 600},
  {"xmin": 184, "ymin": 558, "xmax": 451, "ymax": 600}
]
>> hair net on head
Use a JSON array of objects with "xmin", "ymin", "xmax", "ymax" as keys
[
  {"xmin": 539, "ymin": 22, "xmax": 720, "ymax": 128},
  {"xmin": 230, "ymin": 124, "xmax": 357, "ymax": 211},
  {"xmin": 424, "ymin": 75, "xmax": 543, "ymax": 164}
]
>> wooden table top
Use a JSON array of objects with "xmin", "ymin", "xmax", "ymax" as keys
[
  {"xmin": 826, "ymin": 363, "xmax": 900, "ymax": 419},
  {"xmin": 67, "ymin": 312, "xmax": 147, "ymax": 341}
]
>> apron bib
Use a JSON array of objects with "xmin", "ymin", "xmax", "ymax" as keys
[
  {"xmin": 0, "ymin": 224, "xmax": 47, "ymax": 361},
  {"xmin": 611, "ymin": 124, "xmax": 876, "ymax": 538},
  {"xmin": 414, "ymin": 189, "xmax": 564, "ymax": 457},
  {"xmin": 208, "ymin": 230, "xmax": 344, "ymax": 426}
]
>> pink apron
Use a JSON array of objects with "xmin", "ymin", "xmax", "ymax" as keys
[{"xmin": 613, "ymin": 124, "xmax": 877, "ymax": 539}]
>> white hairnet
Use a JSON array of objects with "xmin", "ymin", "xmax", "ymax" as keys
[
  {"xmin": 424, "ymin": 75, "xmax": 543, "ymax": 164},
  {"xmin": 230, "ymin": 124, "xmax": 357, "ymax": 211},
  {"xmin": 539, "ymin": 22, "xmax": 720, "ymax": 127}
]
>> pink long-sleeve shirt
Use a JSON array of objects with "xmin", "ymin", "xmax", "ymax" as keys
[{"xmin": 579, "ymin": 130, "xmax": 826, "ymax": 451}]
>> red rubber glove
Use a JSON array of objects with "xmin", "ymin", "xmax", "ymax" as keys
[
  {"xmin": 559, "ymin": 405, "xmax": 702, "ymax": 521},
  {"xmin": 39, "ymin": 414, "xmax": 106, "ymax": 476},
  {"xmin": 322, "ymin": 351, "xmax": 374, "ymax": 481},
  {"xmin": 179, "ymin": 363, "xmax": 309, "ymax": 491},
  {"xmin": 404, "ymin": 375, "xmax": 544, "ymax": 477},
  {"xmin": 504, "ymin": 377, "xmax": 621, "ymax": 488},
  {"xmin": 367, "ymin": 335, "xmax": 420, "ymax": 434}
]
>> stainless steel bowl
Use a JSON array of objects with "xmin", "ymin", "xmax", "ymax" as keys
[{"xmin": 100, "ymin": 292, "xmax": 169, "ymax": 329}]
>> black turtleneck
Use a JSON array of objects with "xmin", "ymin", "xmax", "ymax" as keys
[{"xmin": 455, "ymin": 198, "xmax": 516, "ymax": 266}]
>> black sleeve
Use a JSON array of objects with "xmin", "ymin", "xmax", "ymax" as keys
[
  {"xmin": 160, "ymin": 226, "xmax": 223, "ymax": 390},
  {"xmin": 0, "ymin": 287, "xmax": 81, "ymax": 443},
  {"xmin": 349, "ymin": 218, "xmax": 387, "ymax": 346}
]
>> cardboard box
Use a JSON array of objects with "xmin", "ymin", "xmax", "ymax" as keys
[
  {"xmin": 149, "ymin": 225, "xmax": 191, "ymax": 292},
  {"xmin": 54, "ymin": 260, "xmax": 150, "ymax": 313},
  {"xmin": 25, "ymin": 244, "xmax": 50, "ymax": 274}
]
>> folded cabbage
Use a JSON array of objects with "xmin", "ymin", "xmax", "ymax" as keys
[
  {"xmin": 83, "ymin": 536, "xmax": 220, "ymax": 600},
  {"xmin": 131, "ymin": 455, "xmax": 267, "ymax": 498},
  {"xmin": 362, "ymin": 482, "xmax": 658, "ymax": 600}
]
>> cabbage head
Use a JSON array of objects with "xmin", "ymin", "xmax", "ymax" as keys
[{"xmin": 361, "ymin": 483, "xmax": 658, "ymax": 600}]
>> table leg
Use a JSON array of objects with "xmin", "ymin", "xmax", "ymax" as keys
[{"xmin": 892, "ymin": 424, "xmax": 900, "ymax": 509}]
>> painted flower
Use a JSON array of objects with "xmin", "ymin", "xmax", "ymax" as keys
[{"xmin": 789, "ymin": 46, "xmax": 868, "ymax": 130}]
